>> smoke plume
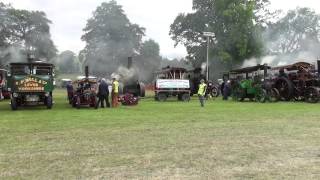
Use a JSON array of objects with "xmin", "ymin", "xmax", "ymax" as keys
[{"xmin": 111, "ymin": 66, "xmax": 139, "ymax": 84}]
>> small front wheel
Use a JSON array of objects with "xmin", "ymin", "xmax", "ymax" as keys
[
  {"xmin": 157, "ymin": 93, "xmax": 167, "ymax": 102},
  {"xmin": 11, "ymin": 98, "xmax": 18, "ymax": 111},
  {"xmin": 46, "ymin": 96, "xmax": 53, "ymax": 109},
  {"xmin": 269, "ymin": 88, "xmax": 280, "ymax": 102},
  {"xmin": 181, "ymin": 93, "xmax": 190, "ymax": 102},
  {"xmin": 255, "ymin": 89, "xmax": 267, "ymax": 103}
]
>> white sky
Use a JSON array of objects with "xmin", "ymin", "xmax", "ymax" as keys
[{"xmin": 1, "ymin": 0, "xmax": 320, "ymax": 59}]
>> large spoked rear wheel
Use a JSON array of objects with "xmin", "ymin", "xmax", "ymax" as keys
[{"xmin": 275, "ymin": 77, "xmax": 294, "ymax": 101}]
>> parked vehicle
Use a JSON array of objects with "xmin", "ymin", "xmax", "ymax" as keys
[
  {"xmin": 155, "ymin": 67, "xmax": 191, "ymax": 102},
  {"xmin": 272, "ymin": 61, "xmax": 320, "ymax": 103},
  {"xmin": 227, "ymin": 64, "xmax": 279, "ymax": 103},
  {"xmin": 6, "ymin": 59, "xmax": 55, "ymax": 110},
  {"xmin": 70, "ymin": 66, "xmax": 98, "ymax": 109}
]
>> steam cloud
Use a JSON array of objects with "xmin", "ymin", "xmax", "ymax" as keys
[
  {"xmin": 0, "ymin": 46, "xmax": 26, "ymax": 64},
  {"xmin": 111, "ymin": 66, "xmax": 139, "ymax": 84}
]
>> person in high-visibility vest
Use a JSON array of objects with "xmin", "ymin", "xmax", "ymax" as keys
[
  {"xmin": 112, "ymin": 77, "xmax": 119, "ymax": 108},
  {"xmin": 198, "ymin": 79, "xmax": 207, "ymax": 107}
]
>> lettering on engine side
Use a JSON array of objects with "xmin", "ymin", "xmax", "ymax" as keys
[{"xmin": 15, "ymin": 76, "xmax": 48, "ymax": 91}]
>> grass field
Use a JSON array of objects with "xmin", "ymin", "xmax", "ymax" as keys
[{"xmin": 0, "ymin": 89, "xmax": 320, "ymax": 179}]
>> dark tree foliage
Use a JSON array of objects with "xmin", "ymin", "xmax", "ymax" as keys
[
  {"xmin": 135, "ymin": 39, "xmax": 162, "ymax": 82},
  {"xmin": 81, "ymin": 0, "xmax": 145, "ymax": 76},
  {"xmin": 56, "ymin": 50, "xmax": 80, "ymax": 74},
  {"xmin": 170, "ymin": 0, "xmax": 270, "ymax": 68},
  {"xmin": 265, "ymin": 7, "xmax": 320, "ymax": 54},
  {"xmin": 0, "ymin": 3, "xmax": 57, "ymax": 65}
]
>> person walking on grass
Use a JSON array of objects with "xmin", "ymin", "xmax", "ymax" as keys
[
  {"xmin": 96, "ymin": 78, "xmax": 110, "ymax": 109},
  {"xmin": 198, "ymin": 79, "xmax": 207, "ymax": 107},
  {"xmin": 112, "ymin": 77, "xmax": 119, "ymax": 108}
]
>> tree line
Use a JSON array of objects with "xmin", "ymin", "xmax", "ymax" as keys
[
  {"xmin": 170, "ymin": 0, "xmax": 320, "ymax": 78},
  {"xmin": 1, "ymin": 0, "xmax": 320, "ymax": 81}
]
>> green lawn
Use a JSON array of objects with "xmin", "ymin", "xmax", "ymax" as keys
[{"xmin": 0, "ymin": 89, "xmax": 319, "ymax": 179}]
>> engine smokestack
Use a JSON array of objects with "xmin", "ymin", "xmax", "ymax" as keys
[
  {"xmin": 27, "ymin": 54, "xmax": 34, "ymax": 63},
  {"xmin": 263, "ymin": 64, "xmax": 268, "ymax": 78},
  {"xmin": 317, "ymin": 60, "xmax": 320, "ymax": 75},
  {"xmin": 128, "ymin": 57, "xmax": 133, "ymax": 69},
  {"xmin": 85, "ymin": 66, "xmax": 89, "ymax": 79}
]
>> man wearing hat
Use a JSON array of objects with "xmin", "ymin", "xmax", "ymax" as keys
[{"xmin": 198, "ymin": 79, "xmax": 207, "ymax": 107}]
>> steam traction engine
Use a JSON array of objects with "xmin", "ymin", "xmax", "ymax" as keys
[
  {"xmin": 272, "ymin": 62, "xmax": 320, "ymax": 103},
  {"xmin": 71, "ymin": 66, "xmax": 98, "ymax": 109},
  {"xmin": 6, "ymin": 60, "xmax": 55, "ymax": 110},
  {"xmin": 118, "ymin": 57, "xmax": 145, "ymax": 106},
  {"xmin": 226, "ymin": 64, "xmax": 280, "ymax": 103}
]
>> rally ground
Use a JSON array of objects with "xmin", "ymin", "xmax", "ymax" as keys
[{"xmin": 0, "ymin": 89, "xmax": 319, "ymax": 179}]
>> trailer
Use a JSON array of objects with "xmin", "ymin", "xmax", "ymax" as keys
[{"xmin": 155, "ymin": 67, "xmax": 191, "ymax": 102}]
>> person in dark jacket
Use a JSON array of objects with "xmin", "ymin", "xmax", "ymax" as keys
[
  {"xmin": 96, "ymin": 78, "xmax": 110, "ymax": 108},
  {"xmin": 223, "ymin": 80, "xmax": 231, "ymax": 100},
  {"xmin": 66, "ymin": 82, "xmax": 74, "ymax": 104}
]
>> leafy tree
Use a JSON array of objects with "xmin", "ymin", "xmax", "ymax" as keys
[
  {"xmin": 81, "ymin": 0, "xmax": 145, "ymax": 76},
  {"xmin": 0, "ymin": 3, "xmax": 57, "ymax": 65},
  {"xmin": 135, "ymin": 39, "xmax": 162, "ymax": 82},
  {"xmin": 265, "ymin": 7, "xmax": 320, "ymax": 54},
  {"xmin": 170, "ymin": 0, "xmax": 270, "ymax": 69},
  {"xmin": 161, "ymin": 57, "xmax": 191, "ymax": 69},
  {"xmin": 56, "ymin": 50, "xmax": 80, "ymax": 74}
]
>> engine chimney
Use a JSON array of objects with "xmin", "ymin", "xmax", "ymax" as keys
[
  {"xmin": 27, "ymin": 54, "xmax": 34, "ymax": 63},
  {"xmin": 85, "ymin": 66, "xmax": 89, "ymax": 79},
  {"xmin": 263, "ymin": 64, "xmax": 268, "ymax": 78},
  {"xmin": 128, "ymin": 57, "xmax": 133, "ymax": 69},
  {"xmin": 317, "ymin": 60, "xmax": 320, "ymax": 76}
]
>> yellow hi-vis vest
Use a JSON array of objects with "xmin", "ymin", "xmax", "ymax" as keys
[
  {"xmin": 113, "ymin": 80, "xmax": 119, "ymax": 93},
  {"xmin": 197, "ymin": 83, "xmax": 207, "ymax": 96}
]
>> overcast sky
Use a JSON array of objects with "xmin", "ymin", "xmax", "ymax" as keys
[{"xmin": 1, "ymin": 0, "xmax": 320, "ymax": 59}]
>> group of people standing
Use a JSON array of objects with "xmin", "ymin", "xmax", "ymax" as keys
[{"xmin": 96, "ymin": 78, "xmax": 119, "ymax": 109}]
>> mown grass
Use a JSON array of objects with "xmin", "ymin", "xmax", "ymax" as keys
[{"xmin": 0, "ymin": 89, "xmax": 319, "ymax": 179}]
